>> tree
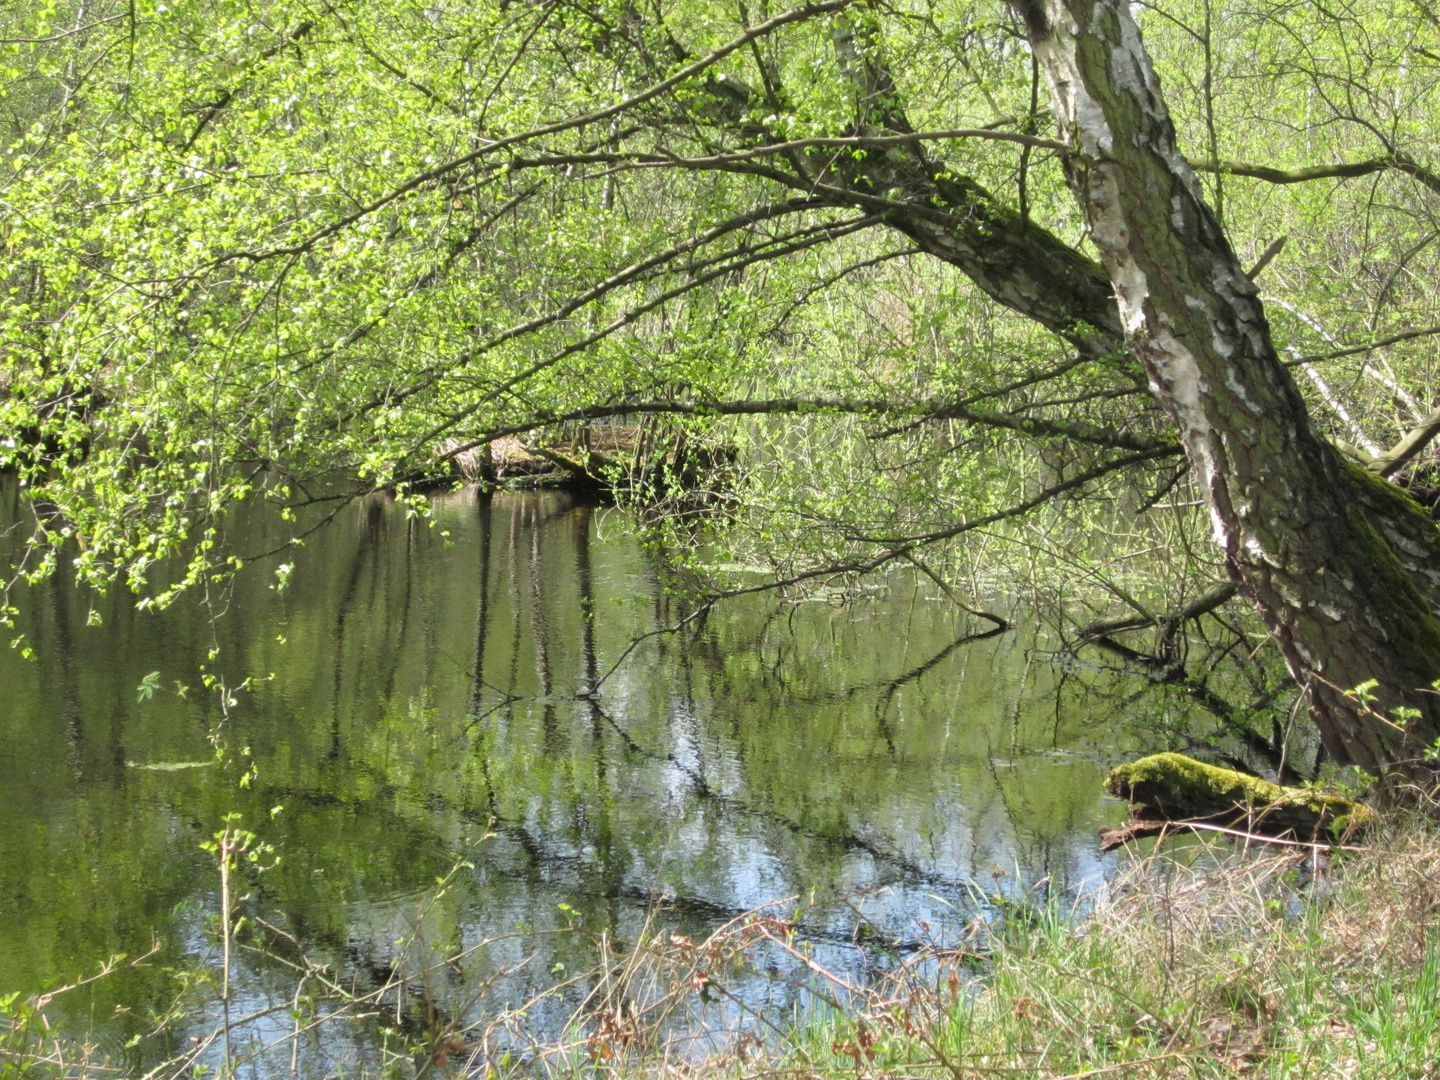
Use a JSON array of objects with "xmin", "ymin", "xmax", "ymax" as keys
[
  {"xmin": 1011, "ymin": 0, "xmax": 1440, "ymax": 769},
  {"xmin": 2, "ymin": 0, "xmax": 1439, "ymax": 772}
]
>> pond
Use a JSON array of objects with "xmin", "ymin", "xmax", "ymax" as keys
[{"xmin": 0, "ymin": 484, "xmax": 1178, "ymax": 1074}]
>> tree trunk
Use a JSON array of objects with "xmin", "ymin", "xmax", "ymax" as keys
[
  {"xmin": 818, "ymin": 13, "xmax": 1126, "ymax": 361},
  {"xmin": 803, "ymin": 34, "xmax": 1440, "ymax": 623},
  {"xmin": 1008, "ymin": 0, "xmax": 1440, "ymax": 773}
]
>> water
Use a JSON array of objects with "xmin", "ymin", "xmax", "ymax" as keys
[{"xmin": 0, "ymin": 485, "xmax": 1173, "ymax": 1073}]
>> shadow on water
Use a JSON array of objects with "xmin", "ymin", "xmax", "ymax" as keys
[{"xmin": 0, "ymin": 485, "xmax": 1170, "ymax": 1069}]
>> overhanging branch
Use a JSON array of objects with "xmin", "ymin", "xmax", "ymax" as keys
[
  {"xmin": 1080, "ymin": 581, "xmax": 1239, "ymax": 639},
  {"xmin": 847, "ymin": 445, "xmax": 1183, "ymax": 546},
  {"xmin": 211, "ymin": 0, "xmax": 854, "ymax": 268},
  {"xmin": 406, "ymin": 214, "xmax": 883, "ymax": 453},
  {"xmin": 1282, "ymin": 324, "xmax": 1440, "ymax": 368},
  {"xmin": 432, "ymin": 397, "xmax": 1175, "ymax": 467},
  {"xmin": 327, "ymin": 196, "xmax": 835, "ymax": 428}
]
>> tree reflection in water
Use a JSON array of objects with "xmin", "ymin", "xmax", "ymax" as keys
[{"xmin": 0, "ymin": 486, "xmax": 1170, "ymax": 1069}]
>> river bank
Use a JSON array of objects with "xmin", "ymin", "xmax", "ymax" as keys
[
  {"xmin": 6, "ymin": 483, "xmax": 1412, "ymax": 1078},
  {"xmin": 475, "ymin": 820, "xmax": 1439, "ymax": 1080},
  {"xmin": 5, "ymin": 819, "xmax": 1437, "ymax": 1078},
  {"xmin": 761, "ymin": 822, "xmax": 1440, "ymax": 1080}
]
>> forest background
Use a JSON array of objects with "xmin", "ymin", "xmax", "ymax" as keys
[{"xmin": 3, "ymin": 0, "xmax": 1440, "ymax": 775}]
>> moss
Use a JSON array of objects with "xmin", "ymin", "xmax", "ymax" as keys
[
  {"xmin": 1342, "ymin": 459, "xmax": 1440, "ymax": 546},
  {"xmin": 1106, "ymin": 753, "xmax": 1375, "ymax": 838},
  {"xmin": 1340, "ymin": 460, "xmax": 1440, "ymax": 673}
]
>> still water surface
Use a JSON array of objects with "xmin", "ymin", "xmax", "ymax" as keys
[{"xmin": 0, "ymin": 485, "xmax": 1174, "ymax": 1070}]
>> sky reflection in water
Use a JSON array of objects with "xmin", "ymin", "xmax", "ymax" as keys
[{"xmin": 0, "ymin": 486, "xmax": 1163, "ymax": 1070}]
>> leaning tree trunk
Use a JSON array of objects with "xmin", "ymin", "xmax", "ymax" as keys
[{"xmin": 1010, "ymin": 0, "xmax": 1440, "ymax": 773}]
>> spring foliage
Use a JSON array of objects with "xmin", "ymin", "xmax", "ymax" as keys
[{"xmin": 1, "ymin": 0, "xmax": 1437, "ymax": 610}]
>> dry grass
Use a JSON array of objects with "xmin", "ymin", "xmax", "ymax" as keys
[
  {"xmin": 931, "ymin": 825, "xmax": 1440, "ymax": 1080},
  {"xmin": 488, "ymin": 822, "xmax": 1440, "ymax": 1080}
]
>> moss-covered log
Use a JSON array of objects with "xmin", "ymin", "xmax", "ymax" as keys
[{"xmin": 1100, "ymin": 753, "xmax": 1373, "ymax": 850}]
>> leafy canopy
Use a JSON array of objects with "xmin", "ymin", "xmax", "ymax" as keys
[{"xmin": 1, "ymin": 0, "xmax": 1437, "ymax": 611}]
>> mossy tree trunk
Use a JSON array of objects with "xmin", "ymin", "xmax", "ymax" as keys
[
  {"xmin": 1009, "ymin": 0, "xmax": 1440, "ymax": 773},
  {"xmin": 1101, "ymin": 753, "xmax": 1373, "ymax": 849}
]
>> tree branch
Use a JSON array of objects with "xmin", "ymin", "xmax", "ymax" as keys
[
  {"xmin": 681, "ymin": 447, "xmax": 1179, "ymax": 609},
  {"xmin": 847, "ymin": 445, "xmax": 1183, "ymax": 545},
  {"xmin": 1282, "ymin": 323, "xmax": 1440, "ymax": 367},
  {"xmin": 1191, "ymin": 152, "xmax": 1440, "ymax": 196},
  {"xmin": 1080, "ymin": 581, "xmax": 1238, "ymax": 639},
  {"xmin": 402, "ymin": 215, "xmax": 884, "ymax": 453},
  {"xmin": 212, "ymin": 0, "xmax": 853, "ymax": 267},
  {"xmin": 1190, "ymin": 157, "xmax": 1390, "ymax": 184},
  {"xmin": 1246, "ymin": 235, "xmax": 1286, "ymax": 279},
  {"xmin": 182, "ymin": 20, "xmax": 315, "ymax": 151},
  {"xmin": 504, "ymin": 126, "xmax": 1068, "ymax": 174},
  {"xmin": 328, "ymin": 197, "xmax": 833, "ymax": 428},
  {"xmin": 432, "ymin": 396, "xmax": 1174, "ymax": 468},
  {"xmin": 1376, "ymin": 406, "xmax": 1440, "ymax": 478}
]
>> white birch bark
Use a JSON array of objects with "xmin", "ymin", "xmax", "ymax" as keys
[{"xmin": 1010, "ymin": 0, "xmax": 1440, "ymax": 772}]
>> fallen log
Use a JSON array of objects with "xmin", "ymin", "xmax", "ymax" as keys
[{"xmin": 1100, "ymin": 752, "xmax": 1374, "ymax": 851}]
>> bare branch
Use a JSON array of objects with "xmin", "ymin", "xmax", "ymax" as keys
[
  {"xmin": 1283, "ymin": 324, "xmax": 1440, "ymax": 367},
  {"xmin": 1081, "ymin": 581, "xmax": 1239, "ymax": 639},
  {"xmin": 1191, "ymin": 153, "xmax": 1440, "ymax": 197},
  {"xmin": 1246, "ymin": 235, "xmax": 1287, "ymax": 280},
  {"xmin": 1191, "ymin": 157, "xmax": 1390, "ymax": 184},
  {"xmin": 901, "ymin": 551, "xmax": 1008, "ymax": 628},
  {"xmin": 1376, "ymin": 406, "xmax": 1440, "ymax": 478}
]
